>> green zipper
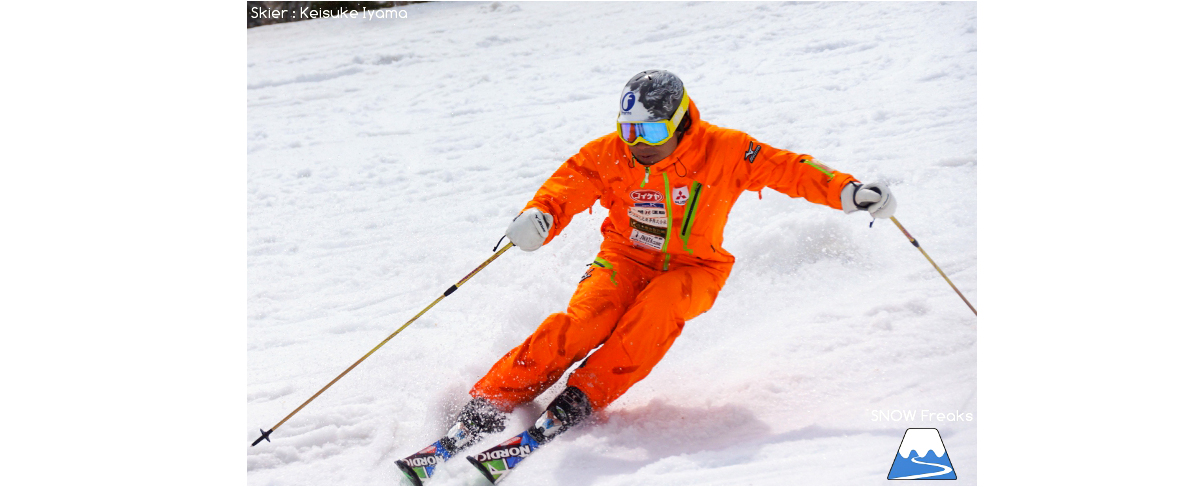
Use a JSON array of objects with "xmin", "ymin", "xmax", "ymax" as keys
[
  {"xmin": 680, "ymin": 181, "xmax": 703, "ymax": 254},
  {"xmin": 640, "ymin": 166, "xmax": 649, "ymax": 188},
  {"xmin": 804, "ymin": 159, "xmax": 834, "ymax": 178},
  {"xmin": 660, "ymin": 172, "xmax": 673, "ymax": 271}
]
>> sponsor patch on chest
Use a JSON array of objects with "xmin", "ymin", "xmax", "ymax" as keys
[
  {"xmin": 627, "ymin": 205, "xmax": 668, "ymax": 251},
  {"xmin": 629, "ymin": 189, "xmax": 664, "ymax": 205},
  {"xmin": 628, "ymin": 206, "xmax": 667, "ymax": 227},
  {"xmin": 629, "ymin": 229, "xmax": 666, "ymax": 251},
  {"xmin": 672, "ymin": 186, "xmax": 690, "ymax": 205}
]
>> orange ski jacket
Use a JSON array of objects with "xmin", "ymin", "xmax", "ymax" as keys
[{"xmin": 524, "ymin": 99, "xmax": 858, "ymax": 274}]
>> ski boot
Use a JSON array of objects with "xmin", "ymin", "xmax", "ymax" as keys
[{"xmin": 467, "ymin": 387, "xmax": 592, "ymax": 484}]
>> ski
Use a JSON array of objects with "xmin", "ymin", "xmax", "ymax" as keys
[
  {"xmin": 395, "ymin": 439, "xmax": 453, "ymax": 486},
  {"xmin": 395, "ymin": 398, "xmax": 508, "ymax": 485},
  {"xmin": 465, "ymin": 429, "xmax": 543, "ymax": 484}
]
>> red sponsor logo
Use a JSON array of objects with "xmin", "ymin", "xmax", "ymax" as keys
[{"xmin": 630, "ymin": 190, "xmax": 664, "ymax": 204}]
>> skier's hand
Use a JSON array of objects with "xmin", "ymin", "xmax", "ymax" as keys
[
  {"xmin": 506, "ymin": 209, "xmax": 553, "ymax": 251},
  {"xmin": 841, "ymin": 181, "xmax": 897, "ymax": 220}
]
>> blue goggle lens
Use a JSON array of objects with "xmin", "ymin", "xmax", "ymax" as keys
[{"xmin": 619, "ymin": 122, "xmax": 671, "ymax": 144}]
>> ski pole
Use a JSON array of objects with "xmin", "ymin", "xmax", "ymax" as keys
[
  {"xmin": 252, "ymin": 242, "xmax": 517, "ymax": 446},
  {"xmin": 889, "ymin": 216, "xmax": 977, "ymax": 316}
]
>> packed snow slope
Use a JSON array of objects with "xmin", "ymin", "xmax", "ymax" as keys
[{"xmin": 248, "ymin": 2, "xmax": 976, "ymax": 485}]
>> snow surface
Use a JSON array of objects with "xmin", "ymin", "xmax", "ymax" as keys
[{"xmin": 247, "ymin": 2, "xmax": 976, "ymax": 485}]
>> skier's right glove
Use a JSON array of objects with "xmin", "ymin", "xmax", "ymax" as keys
[{"xmin": 506, "ymin": 209, "xmax": 553, "ymax": 251}]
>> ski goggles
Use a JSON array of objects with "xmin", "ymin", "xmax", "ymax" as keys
[{"xmin": 617, "ymin": 90, "xmax": 691, "ymax": 146}]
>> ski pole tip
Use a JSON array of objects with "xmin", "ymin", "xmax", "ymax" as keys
[{"xmin": 252, "ymin": 428, "xmax": 273, "ymax": 446}]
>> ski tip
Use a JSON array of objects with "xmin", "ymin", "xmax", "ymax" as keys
[
  {"xmin": 394, "ymin": 459, "xmax": 424, "ymax": 486},
  {"xmin": 466, "ymin": 455, "xmax": 499, "ymax": 485}
]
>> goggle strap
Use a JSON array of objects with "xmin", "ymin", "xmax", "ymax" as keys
[{"xmin": 670, "ymin": 90, "xmax": 690, "ymax": 127}]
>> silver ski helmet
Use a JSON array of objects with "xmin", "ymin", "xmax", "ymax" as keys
[{"xmin": 616, "ymin": 70, "xmax": 690, "ymax": 145}]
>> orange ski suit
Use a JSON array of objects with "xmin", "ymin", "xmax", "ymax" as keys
[{"xmin": 471, "ymin": 99, "xmax": 858, "ymax": 411}]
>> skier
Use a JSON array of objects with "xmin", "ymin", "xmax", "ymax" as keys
[{"xmin": 396, "ymin": 70, "xmax": 896, "ymax": 484}]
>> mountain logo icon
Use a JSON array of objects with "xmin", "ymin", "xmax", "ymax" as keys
[{"xmin": 887, "ymin": 428, "xmax": 956, "ymax": 480}]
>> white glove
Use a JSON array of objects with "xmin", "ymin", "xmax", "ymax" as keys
[
  {"xmin": 841, "ymin": 182, "xmax": 897, "ymax": 220},
  {"xmin": 506, "ymin": 209, "xmax": 553, "ymax": 251}
]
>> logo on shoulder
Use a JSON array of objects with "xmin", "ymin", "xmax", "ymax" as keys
[
  {"xmin": 887, "ymin": 428, "xmax": 956, "ymax": 480},
  {"xmin": 621, "ymin": 92, "xmax": 636, "ymax": 112},
  {"xmin": 744, "ymin": 141, "xmax": 762, "ymax": 163}
]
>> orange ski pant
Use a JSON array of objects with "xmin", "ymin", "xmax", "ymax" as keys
[{"xmin": 470, "ymin": 247, "xmax": 728, "ymax": 411}]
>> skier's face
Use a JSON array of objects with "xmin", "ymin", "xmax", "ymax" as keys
[{"xmin": 630, "ymin": 135, "xmax": 679, "ymax": 165}]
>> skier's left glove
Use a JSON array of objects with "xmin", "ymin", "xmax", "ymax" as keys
[{"xmin": 841, "ymin": 181, "xmax": 897, "ymax": 220}]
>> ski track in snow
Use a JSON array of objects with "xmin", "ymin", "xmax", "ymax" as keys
[{"xmin": 248, "ymin": 2, "xmax": 976, "ymax": 485}]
